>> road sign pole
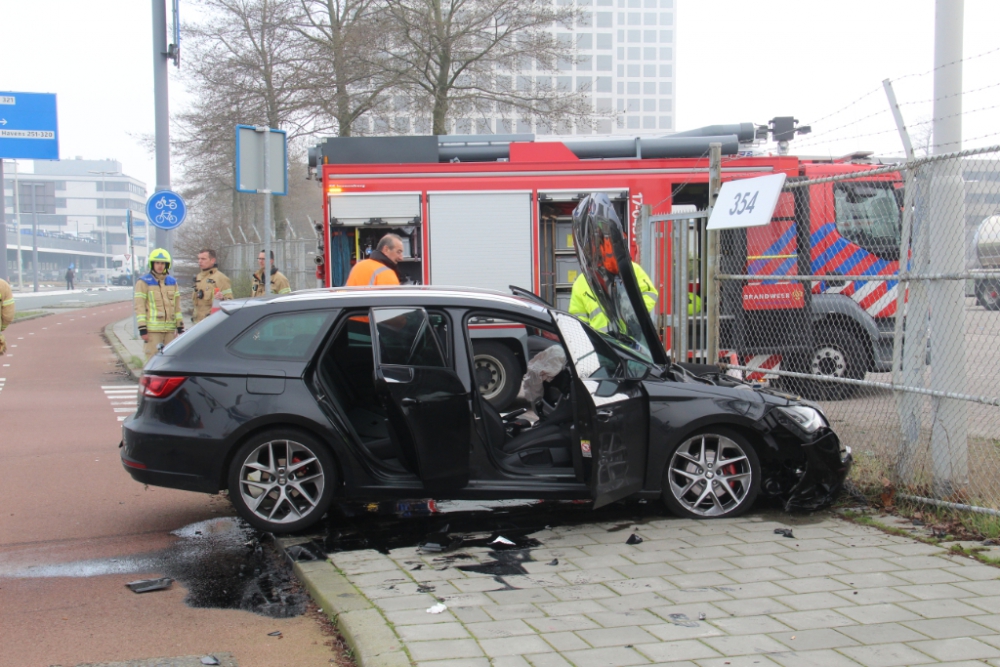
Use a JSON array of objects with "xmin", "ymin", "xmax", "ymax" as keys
[
  {"xmin": 260, "ymin": 126, "xmax": 272, "ymax": 296},
  {"xmin": 152, "ymin": 0, "xmax": 173, "ymax": 255},
  {"xmin": 13, "ymin": 160, "xmax": 22, "ymax": 289}
]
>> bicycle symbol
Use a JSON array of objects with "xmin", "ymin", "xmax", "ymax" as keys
[
  {"xmin": 156, "ymin": 210, "xmax": 178, "ymax": 225},
  {"xmin": 154, "ymin": 196, "xmax": 178, "ymax": 211}
]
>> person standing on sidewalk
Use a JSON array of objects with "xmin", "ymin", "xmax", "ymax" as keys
[
  {"xmin": 0, "ymin": 278, "xmax": 14, "ymax": 356},
  {"xmin": 251, "ymin": 249, "xmax": 292, "ymax": 297},
  {"xmin": 192, "ymin": 249, "xmax": 232, "ymax": 324},
  {"xmin": 134, "ymin": 248, "xmax": 183, "ymax": 358},
  {"xmin": 65, "ymin": 264, "xmax": 75, "ymax": 291}
]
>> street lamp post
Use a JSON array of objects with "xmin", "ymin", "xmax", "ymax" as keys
[{"xmin": 90, "ymin": 170, "xmax": 120, "ymax": 285}]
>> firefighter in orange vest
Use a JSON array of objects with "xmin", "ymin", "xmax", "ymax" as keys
[{"xmin": 346, "ymin": 234, "xmax": 404, "ymax": 286}]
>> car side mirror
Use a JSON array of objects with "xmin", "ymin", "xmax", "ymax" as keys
[{"xmin": 595, "ymin": 379, "xmax": 619, "ymax": 397}]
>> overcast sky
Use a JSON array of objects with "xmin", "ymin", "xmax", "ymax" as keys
[{"xmin": 2, "ymin": 0, "xmax": 999, "ymax": 192}]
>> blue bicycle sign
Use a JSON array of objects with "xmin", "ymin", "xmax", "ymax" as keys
[{"xmin": 146, "ymin": 190, "xmax": 187, "ymax": 230}]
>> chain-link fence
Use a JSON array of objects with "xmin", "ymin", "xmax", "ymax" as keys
[
  {"xmin": 701, "ymin": 146, "xmax": 1000, "ymax": 510},
  {"xmin": 218, "ymin": 240, "xmax": 321, "ymax": 298}
]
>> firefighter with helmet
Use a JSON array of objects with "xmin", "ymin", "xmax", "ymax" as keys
[
  {"xmin": 0, "ymin": 277, "xmax": 14, "ymax": 356},
  {"xmin": 192, "ymin": 248, "xmax": 233, "ymax": 323},
  {"xmin": 135, "ymin": 248, "xmax": 183, "ymax": 358}
]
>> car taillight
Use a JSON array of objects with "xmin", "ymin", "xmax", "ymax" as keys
[{"xmin": 140, "ymin": 375, "xmax": 187, "ymax": 398}]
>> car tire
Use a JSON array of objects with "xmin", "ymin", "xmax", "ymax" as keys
[
  {"xmin": 227, "ymin": 428, "xmax": 336, "ymax": 534},
  {"xmin": 976, "ymin": 279, "xmax": 1000, "ymax": 311},
  {"xmin": 661, "ymin": 428, "xmax": 761, "ymax": 519},
  {"xmin": 473, "ymin": 341, "xmax": 521, "ymax": 411}
]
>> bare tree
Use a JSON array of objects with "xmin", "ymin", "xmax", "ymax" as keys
[
  {"xmin": 383, "ymin": 0, "xmax": 598, "ymax": 135},
  {"xmin": 293, "ymin": 0, "xmax": 398, "ymax": 136}
]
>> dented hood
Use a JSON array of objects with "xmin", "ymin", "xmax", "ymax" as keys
[{"xmin": 572, "ymin": 193, "xmax": 669, "ymax": 366}]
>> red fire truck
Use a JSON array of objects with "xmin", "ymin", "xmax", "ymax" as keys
[{"xmin": 309, "ymin": 127, "xmax": 901, "ymax": 406}]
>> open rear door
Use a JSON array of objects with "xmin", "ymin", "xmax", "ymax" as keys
[
  {"xmin": 371, "ymin": 307, "xmax": 471, "ymax": 489},
  {"xmin": 553, "ymin": 312, "xmax": 648, "ymax": 508}
]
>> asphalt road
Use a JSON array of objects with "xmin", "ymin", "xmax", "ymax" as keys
[{"xmin": 0, "ymin": 301, "xmax": 339, "ymax": 667}]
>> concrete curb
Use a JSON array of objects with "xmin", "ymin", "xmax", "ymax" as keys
[
  {"xmin": 280, "ymin": 541, "xmax": 412, "ymax": 667},
  {"xmin": 103, "ymin": 321, "xmax": 142, "ymax": 382},
  {"xmin": 12, "ymin": 311, "xmax": 54, "ymax": 323}
]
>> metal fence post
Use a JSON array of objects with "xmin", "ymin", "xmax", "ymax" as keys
[{"xmin": 706, "ymin": 143, "xmax": 722, "ymax": 366}]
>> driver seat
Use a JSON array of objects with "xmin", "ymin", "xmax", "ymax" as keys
[{"xmin": 479, "ymin": 374, "xmax": 575, "ymax": 466}]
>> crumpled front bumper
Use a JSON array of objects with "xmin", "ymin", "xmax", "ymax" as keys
[{"xmin": 783, "ymin": 430, "xmax": 853, "ymax": 512}]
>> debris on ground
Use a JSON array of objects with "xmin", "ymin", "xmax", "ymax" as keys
[
  {"xmin": 490, "ymin": 536, "xmax": 515, "ymax": 546},
  {"xmin": 125, "ymin": 577, "xmax": 173, "ymax": 593},
  {"xmin": 427, "ymin": 603, "xmax": 448, "ymax": 614},
  {"xmin": 774, "ymin": 528, "xmax": 795, "ymax": 538},
  {"xmin": 625, "ymin": 533, "xmax": 643, "ymax": 545},
  {"xmin": 267, "ymin": 631, "xmax": 282, "ymax": 637},
  {"xmin": 201, "ymin": 657, "xmax": 221, "ymax": 666},
  {"xmin": 548, "ymin": 558, "xmax": 559, "ymax": 566}
]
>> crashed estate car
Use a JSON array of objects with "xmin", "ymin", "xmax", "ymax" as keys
[{"xmin": 120, "ymin": 194, "xmax": 852, "ymax": 533}]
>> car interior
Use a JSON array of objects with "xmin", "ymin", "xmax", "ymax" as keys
[
  {"xmin": 314, "ymin": 309, "xmax": 578, "ymax": 477},
  {"xmin": 466, "ymin": 315, "xmax": 576, "ymax": 472}
]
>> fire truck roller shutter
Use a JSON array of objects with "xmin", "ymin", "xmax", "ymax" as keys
[
  {"xmin": 428, "ymin": 192, "xmax": 533, "ymax": 293},
  {"xmin": 328, "ymin": 193, "xmax": 421, "ymax": 226}
]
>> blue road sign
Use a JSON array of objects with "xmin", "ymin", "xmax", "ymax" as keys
[
  {"xmin": 146, "ymin": 190, "xmax": 187, "ymax": 230},
  {"xmin": 0, "ymin": 91, "xmax": 59, "ymax": 160}
]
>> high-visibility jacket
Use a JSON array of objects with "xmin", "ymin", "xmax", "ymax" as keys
[
  {"xmin": 1, "ymin": 278, "xmax": 14, "ymax": 332},
  {"xmin": 192, "ymin": 267, "xmax": 233, "ymax": 323},
  {"xmin": 252, "ymin": 267, "xmax": 292, "ymax": 297},
  {"xmin": 135, "ymin": 271, "xmax": 182, "ymax": 333},
  {"xmin": 346, "ymin": 258, "xmax": 400, "ymax": 287},
  {"xmin": 569, "ymin": 262, "xmax": 657, "ymax": 330}
]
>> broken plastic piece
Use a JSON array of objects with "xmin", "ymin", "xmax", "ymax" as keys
[
  {"xmin": 625, "ymin": 533, "xmax": 643, "ymax": 545},
  {"xmin": 548, "ymin": 559, "xmax": 559, "ymax": 566},
  {"xmin": 268, "ymin": 631, "xmax": 282, "ymax": 637},
  {"xmin": 125, "ymin": 577, "xmax": 173, "ymax": 593},
  {"xmin": 490, "ymin": 536, "xmax": 515, "ymax": 546},
  {"xmin": 698, "ymin": 612, "xmax": 706, "ymax": 620},
  {"xmin": 201, "ymin": 657, "xmax": 220, "ymax": 666},
  {"xmin": 773, "ymin": 528, "xmax": 794, "ymax": 538},
  {"xmin": 426, "ymin": 603, "xmax": 448, "ymax": 614}
]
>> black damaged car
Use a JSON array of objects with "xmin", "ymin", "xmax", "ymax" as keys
[{"xmin": 121, "ymin": 193, "xmax": 852, "ymax": 533}]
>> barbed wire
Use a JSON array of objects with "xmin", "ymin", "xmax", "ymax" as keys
[
  {"xmin": 930, "ymin": 130, "xmax": 1000, "ymax": 150},
  {"xmin": 808, "ymin": 86, "xmax": 883, "ymax": 126},
  {"xmin": 907, "ymin": 102, "xmax": 1000, "ymax": 128},
  {"xmin": 892, "ymin": 44, "xmax": 1000, "ymax": 84},
  {"xmin": 806, "ymin": 108, "xmax": 892, "ymax": 143},
  {"xmin": 789, "ymin": 127, "xmax": 899, "ymax": 152},
  {"xmin": 896, "ymin": 80, "xmax": 1000, "ymax": 107}
]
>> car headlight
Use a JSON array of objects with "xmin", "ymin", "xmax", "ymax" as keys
[{"xmin": 776, "ymin": 405, "xmax": 826, "ymax": 434}]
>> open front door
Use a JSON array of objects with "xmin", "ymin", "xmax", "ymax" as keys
[
  {"xmin": 553, "ymin": 312, "xmax": 648, "ymax": 508},
  {"xmin": 371, "ymin": 307, "xmax": 471, "ymax": 489}
]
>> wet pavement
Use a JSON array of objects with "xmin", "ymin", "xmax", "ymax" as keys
[{"xmin": 285, "ymin": 500, "xmax": 1000, "ymax": 667}]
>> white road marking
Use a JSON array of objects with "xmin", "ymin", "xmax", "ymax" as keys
[{"xmin": 103, "ymin": 384, "xmax": 139, "ymax": 420}]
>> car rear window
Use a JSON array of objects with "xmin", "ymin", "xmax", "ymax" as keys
[
  {"xmin": 230, "ymin": 311, "xmax": 332, "ymax": 360},
  {"xmin": 162, "ymin": 309, "xmax": 228, "ymax": 356}
]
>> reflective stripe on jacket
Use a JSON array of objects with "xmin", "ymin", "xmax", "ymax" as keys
[
  {"xmin": 568, "ymin": 262, "xmax": 657, "ymax": 330},
  {"xmin": 135, "ymin": 272, "xmax": 182, "ymax": 332},
  {"xmin": 252, "ymin": 268, "xmax": 292, "ymax": 296},
  {"xmin": 346, "ymin": 258, "xmax": 400, "ymax": 287}
]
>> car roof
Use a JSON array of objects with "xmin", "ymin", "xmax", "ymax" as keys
[{"xmin": 223, "ymin": 285, "xmax": 554, "ymax": 319}]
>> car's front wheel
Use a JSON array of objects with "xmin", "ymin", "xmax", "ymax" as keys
[
  {"xmin": 662, "ymin": 428, "xmax": 761, "ymax": 519},
  {"xmin": 227, "ymin": 429, "xmax": 336, "ymax": 533}
]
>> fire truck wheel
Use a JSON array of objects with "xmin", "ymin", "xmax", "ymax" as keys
[
  {"xmin": 796, "ymin": 330, "xmax": 865, "ymax": 400},
  {"xmin": 975, "ymin": 279, "xmax": 1000, "ymax": 311},
  {"xmin": 473, "ymin": 341, "xmax": 520, "ymax": 411}
]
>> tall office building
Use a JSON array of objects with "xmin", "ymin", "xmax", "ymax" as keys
[{"xmin": 363, "ymin": 0, "xmax": 675, "ymax": 137}]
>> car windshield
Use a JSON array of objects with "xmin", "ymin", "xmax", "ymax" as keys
[{"xmin": 834, "ymin": 182, "xmax": 901, "ymax": 260}]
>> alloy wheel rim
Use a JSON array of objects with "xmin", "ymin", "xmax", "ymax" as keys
[
  {"xmin": 667, "ymin": 434, "xmax": 752, "ymax": 516},
  {"xmin": 811, "ymin": 345, "xmax": 847, "ymax": 377},
  {"xmin": 238, "ymin": 439, "xmax": 325, "ymax": 525},
  {"xmin": 475, "ymin": 354, "xmax": 505, "ymax": 400}
]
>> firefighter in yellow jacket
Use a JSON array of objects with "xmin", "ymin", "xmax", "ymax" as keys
[
  {"xmin": 251, "ymin": 249, "xmax": 292, "ymax": 297},
  {"xmin": 135, "ymin": 248, "xmax": 183, "ymax": 358},
  {"xmin": 192, "ymin": 248, "xmax": 233, "ymax": 323},
  {"xmin": 569, "ymin": 262, "xmax": 658, "ymax": 330},
  {"xmin": 0, "ymin": 278, "xmax": 14, "ymax": 356}
]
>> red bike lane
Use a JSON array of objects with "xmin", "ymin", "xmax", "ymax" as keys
[{"xmin": 0, "ymin": 301, "xmax": 338, "ymax": 667}]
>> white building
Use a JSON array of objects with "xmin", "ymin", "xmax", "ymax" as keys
[
  {"xmin": 2, "ymin": 157, "xmax": 150, "ymax": 279},
  {"xmin": 361, "ymin": 0, "xmax": 675, "ymax": 137}
]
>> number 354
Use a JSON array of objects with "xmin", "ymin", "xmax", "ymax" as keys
[{"xmin": 729, "ymin": 191, "xmax": 758, "ymax": 215}]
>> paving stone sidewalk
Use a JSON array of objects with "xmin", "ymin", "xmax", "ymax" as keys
[{"xmin": 291, "ymin": 513, "xmax": 1000, "ymax": 667}]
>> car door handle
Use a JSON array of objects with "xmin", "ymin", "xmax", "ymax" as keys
[
  {"xmin": 596, "ymin": 409, "xmax": 614, "ymax": 422},
  {"xmin": 401, "ymin": 397, "xmax": 419, "ymax": 407}
]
